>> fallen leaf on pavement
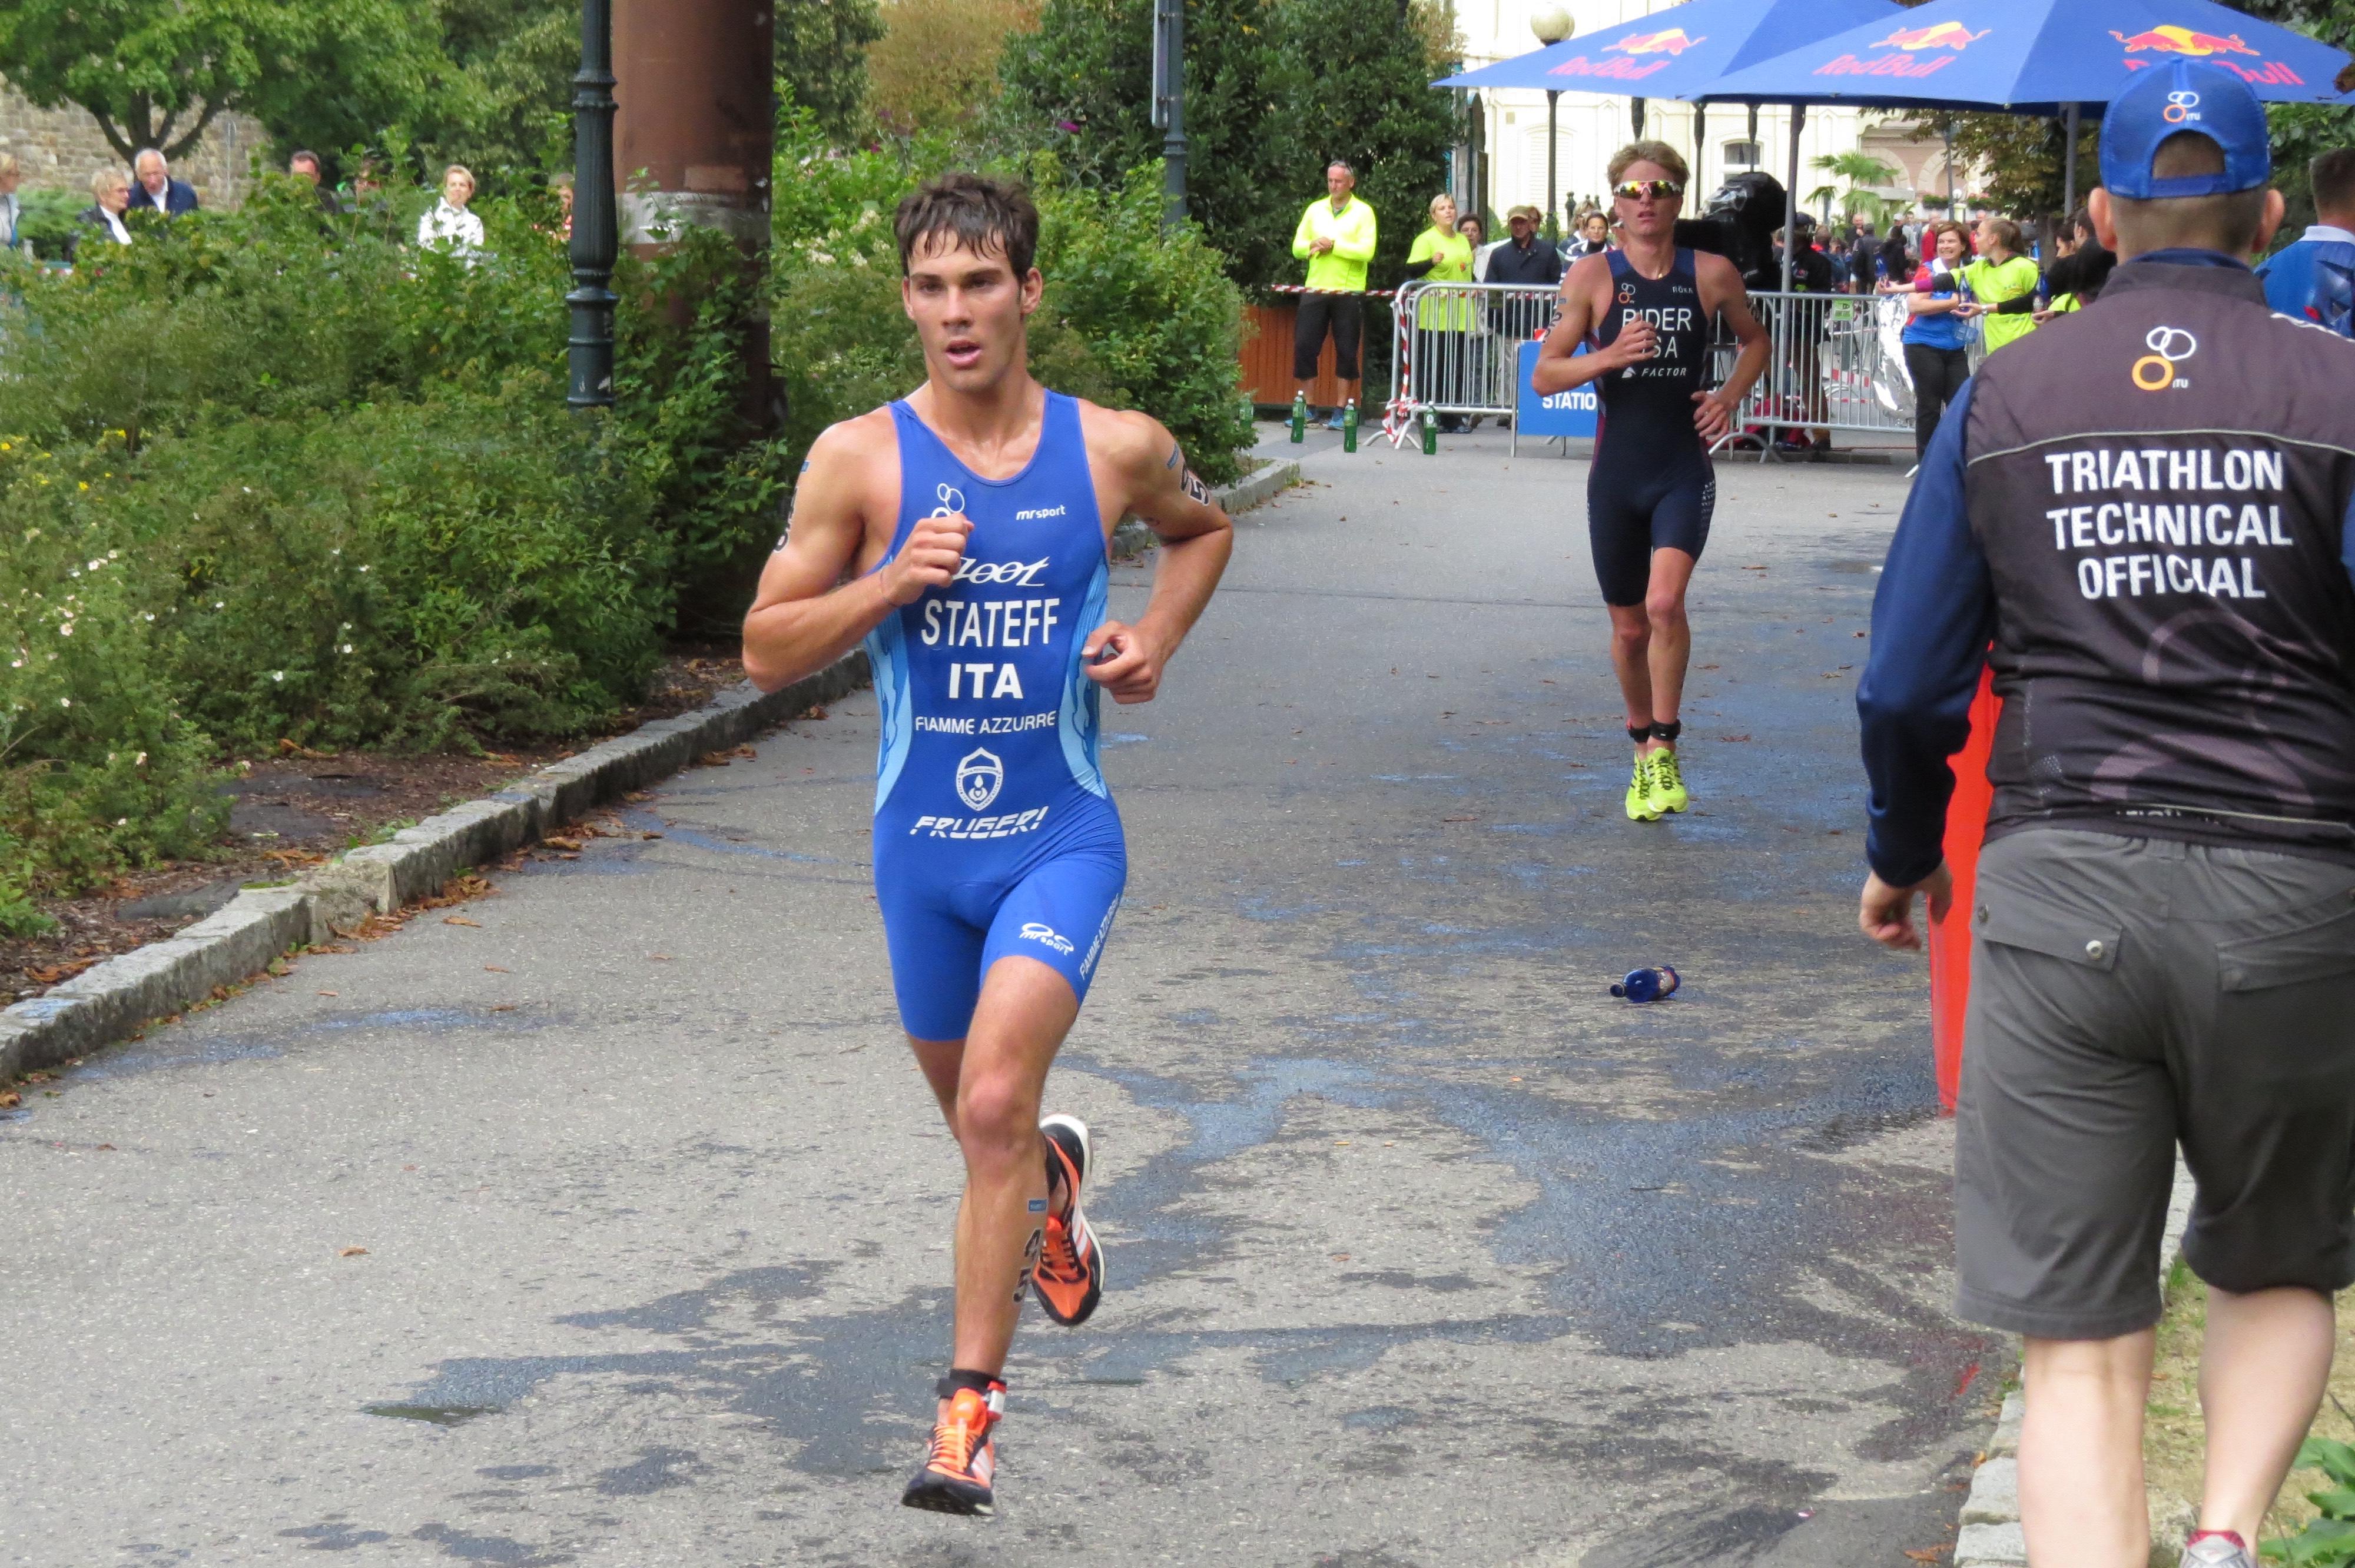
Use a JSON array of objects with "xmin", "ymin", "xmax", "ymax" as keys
[
  {"xmin": 484, "ymin": 965, "xmax": 510, "ymax": 974},
  {"xmin": 95, "ymin": 1143, "xmax": 115, "ymax": 1151},
  {"xmin": 1903, "ymin": 1550, "xmax": 1949, "ymax": 1563},
  {"xmin": 640, "ymin": 831, "xmax": 663, "ymax": 840},
  {"xmin": 541, "ymin": 836, "xmax": 583, "ymax": 852},
  {"xmin": 339, "ymin": 1247, "xmax": 369, "ymax": 1258},
  {"xmin": 443, "ymin": 916, "xmax": 480, "ymax": 927},
  {"xmin": 26, "ymin": 958, "xmax": 99, "ymax": 985},
  {"xmin": 0, "ymin": 1091, "xmax": 19, "ymax": 1109},
  {"xmin": 492, "ymin": 1004, "xmax": 517, "ymax": 1012},
  {"xmin": 317, "ymin": 990, "xmax": 339, "ymax": 998},
  {"xmin": 649, "ymin": 954, "xmax": 672, "ymax": 962}
]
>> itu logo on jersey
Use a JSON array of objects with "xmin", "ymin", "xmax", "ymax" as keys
[
  {"xmin": 956, "ymin": 747, "xmax": 1004, "ymax": 810},
  {"xmin": 2132, "ymin": 326, "xmax": 2198, "ymax": 391}
]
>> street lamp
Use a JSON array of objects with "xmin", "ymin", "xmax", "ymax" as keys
[
  {"xmin": 1151, "ymin": 0, "xmax": 1186, "ymax": 229},
  {"xmin": 1532, "ymin": 6, "xmax": 1573, "ymax": 241},
  {"xmin": 567, "ymin": 0, "xmax": 618, "ymax": 410}
]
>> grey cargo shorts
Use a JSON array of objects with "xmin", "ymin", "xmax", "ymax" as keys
[{"xmin": 1956, "ymin": 827, "xmax": 2355, "ymax": 1340}]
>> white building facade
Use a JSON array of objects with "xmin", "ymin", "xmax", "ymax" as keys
[{"xmin": 1452, "ymin": 0, "xmax": 1961, "ymax": 225}]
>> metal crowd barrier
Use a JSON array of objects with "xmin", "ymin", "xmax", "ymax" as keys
[{"xmin": 1389, "ymin": 280, "xmax": 1963, "ymax": 456}]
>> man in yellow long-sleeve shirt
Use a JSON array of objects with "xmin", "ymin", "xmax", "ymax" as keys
[{"xmin": 1291, "ymin": 161, "xmax": 1379, "ymax": 428}]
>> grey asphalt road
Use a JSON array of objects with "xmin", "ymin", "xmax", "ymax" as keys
[{"xmin": 4, "ymin": 426, "xmax": 1998, "ymax": 1567}]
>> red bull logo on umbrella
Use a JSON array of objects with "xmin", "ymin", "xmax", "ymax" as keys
[
  {"xmin": 1872, "ymin": 22, "xmax": 1991, "ymax": 51},
  {"xmin": 2111, "ymin": 26, "xmax": 2258, "ymax": 57},
  {"xmin": 1606, "ymin": 28, "xmax": 1705, "ymax": 57},
  {"xmin": 1814, "ymin": 21, "xmax": 1989, "ymax": 80},
  {"xmin": 2112, "ymin": 24, "xmax": 2308, "ymax": 85}
]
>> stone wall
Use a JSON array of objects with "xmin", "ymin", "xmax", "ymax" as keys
[{"xmin": 0, "ymin": 77, "xmax": 269, "ymax": 211}]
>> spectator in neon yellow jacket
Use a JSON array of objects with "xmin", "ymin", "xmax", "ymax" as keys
[
  {"xmin": 1290, "ymin": 161, "xmax": 1379, "ymax": 427},
  {"xmin": 1958, "ymin": 217, "xmax": 2044, "ymax": 355}
]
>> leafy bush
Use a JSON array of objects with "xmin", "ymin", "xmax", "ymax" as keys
[
  {"xmin": 12, "ymin": 189, "xmax": 86, "ymax": 264},
  {"xmin": 2264, "ymin": 1437, "xmax": 2355, "ymax": 1565}
]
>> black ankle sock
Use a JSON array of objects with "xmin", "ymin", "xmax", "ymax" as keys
[{"xmin": 937, "ymin": 1368, "xmax": 1002, "ymax": 1401}]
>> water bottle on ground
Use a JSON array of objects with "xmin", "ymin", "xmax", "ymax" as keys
[
  {"xmin": 1610, "ymin": 965, "xmax": 1680, "ymax": 1004},
  {"xmin": 1289, "ymin": 391, "xmax": 1308, "ymax": 444},
  {"xmin": 1420, "ymin": 407, "xmax": 1438, "ymax": 456},
  {"xmin": 1341, "ymin": 397, "xmax": 1359, "ymax": 454}
]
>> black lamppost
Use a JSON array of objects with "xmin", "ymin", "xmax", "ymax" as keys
[
  {"xmin": 1152, "ymin": 0, "xmax": 1187, "ymax": 228},
  {"xmin": 1531, "ymin": 6, "xmax": 1573, "ymax": 241},
  {"xmin": 567, "ymin": 0, "xmax": 619, "ymax": 410}
]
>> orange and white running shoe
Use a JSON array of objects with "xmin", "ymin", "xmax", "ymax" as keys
[
  {"xmin": 1033, "ymin": 1114, "xmax": 1104, "ymax": 1327},
  {"xmin": 901, "ymin": 1381, "xmax": 1004, "ymax": 1516}
]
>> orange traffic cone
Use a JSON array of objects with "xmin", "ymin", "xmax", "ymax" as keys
[{"xmin": 1928, "ymin": 665, "xmax": 1999, "ymax": 1113}]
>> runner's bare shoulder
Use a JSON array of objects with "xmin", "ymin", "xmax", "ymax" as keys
[{"xmin": 796, "ymin": 405, "xmax": 903, "ymax": 547}]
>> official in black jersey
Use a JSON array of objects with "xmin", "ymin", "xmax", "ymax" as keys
[
  {"xmin": 1859, "ymin": 63, "xmax": 2355, "ymax": 1568},
  {"xmin": 1535, "ymin": 141, "xmax": 1770, "ymax": 822}
]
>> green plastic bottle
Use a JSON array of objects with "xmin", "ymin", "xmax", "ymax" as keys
[
  {"xmin": 1289, "ymin": 391, "xmax": 1308, "ymax": 444},
  {"xmin": 1420, "ymin": 407, "xmax": 1438, "ymax": 456},
  {"xmin": 1341, "ymin": 398, "xmax": 1359, "ymax": 454}
]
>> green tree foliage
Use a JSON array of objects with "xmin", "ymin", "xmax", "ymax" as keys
[
  {"xmin": 0, "ymin": 0, "xmax": 442, "ymax": 164},
  {"xmin": 870, "ymin": 0, "xmax": 1041, "ymax": 135},
  {"xmin": 997, "ymin": 0, "xmax": 1458, "ymax": 292},
  {"xmin": 780, "ymin": 0, "xmax": 890, "ymax": 145},
  {"xmin": 1906, "ymin": 111, "xmax": 2102, "ymax": 221},
  {"xmin": 1809, "ymin": 150, "xmax": 1903, "ymax": 225}
]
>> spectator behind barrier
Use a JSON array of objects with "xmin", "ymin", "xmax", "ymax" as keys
[
  {"xmin": 67, "ymin": 166, "xmax": 134, "ymax": 264},
  {"xmin": 2039, "ymin": 208, "xmax": 2115, "ymax": 319},
  {"xmin": 1404, "ymin": 192, "xmax": 1477, "ymax": 433},
  {"xmin": 1458, "ymin": 212, "xmax": 1492, "ymax": 280},
  {"xmin": 127, "ymin": 148, "xmax": 198, "ymax": 218},
  {"xmin": 2257, "ymin": 147, "xmax": 2355, "ymax": 336},
  {"xmin": 1959, "ymin": 217, "xmax": 2041, "ymax": 353},
  {"xmin": 1902, "ymin": 220, "xmax": 1976, "ymax": 462},
  {"xmin": 1489, "ymin": 204, "xmax": 1564, "ymax": 285},
  {"xmin": 417, "ymin": 164, "xmax": 487, "ymax": 265},
  {"xmin": 1566, "ymin": 209, "xmax": 1611, "ymax": 260}
]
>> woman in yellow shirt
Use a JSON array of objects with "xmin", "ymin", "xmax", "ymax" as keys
[
  {"xmin": 1405, "ymin": 193, "xmax": 1477, "ymax": 431},
  {"xmin": 1958, "ymin": 217, "xmax": 2044, "ymax": 355}
]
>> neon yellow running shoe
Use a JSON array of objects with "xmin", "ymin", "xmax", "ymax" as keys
[
  {"xmin": 1625, "ymin": 749, "xmax": 1660, "ymax": 822},
  {"xmin": 1647, "ymin": 746, "xmax": 1690, "ymax": 815}
]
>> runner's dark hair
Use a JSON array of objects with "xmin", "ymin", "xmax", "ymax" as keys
[{"xmin": 895, "ymin": 171, "xmax": 1040, "ymax": 278}]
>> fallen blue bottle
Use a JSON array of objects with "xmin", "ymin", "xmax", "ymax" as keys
[{"xmin": 1610, "ymin": 966, "xmax": 1681, "ymax": 1004}]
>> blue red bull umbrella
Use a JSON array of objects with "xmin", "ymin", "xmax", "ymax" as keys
[
  {"xmin": 1694, "ymin": 0, "xmax": 2352, "ymax": 111},
  {"xmin": 1431, "ymin": 0, "xmax": 1905, "ymax": 98}
]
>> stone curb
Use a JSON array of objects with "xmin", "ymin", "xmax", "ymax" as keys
[
  {"xmin": 1953, "ymin": 1157, "xmax": 2199, "ymax": 1567},
  {"xmin": 0, "ymin": 655, "xmax": 868, "ymax": 1083},
  {"xmin": 0, "ymin": 460, "xmax": 1301, "ymax": 1085}
]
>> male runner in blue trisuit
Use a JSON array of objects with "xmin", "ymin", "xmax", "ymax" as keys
[
  {"xmin": 1534, "ymin": 141, "xmax": 1770, "ymax": 821},
  {"xmin": 741, "ymin": 172, "xmax": 1232, "ymax": 1518}
]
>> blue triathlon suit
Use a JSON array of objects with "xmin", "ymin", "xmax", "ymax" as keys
[
  {"xmin": 1587, "ymin": 248, "xmax": 1717, "ymax": 607},
  {"xmin": 863, "ymin": 393, "xmax": 1126, "ymax": 1042}
]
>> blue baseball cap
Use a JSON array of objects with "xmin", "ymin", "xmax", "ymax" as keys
[{"xmin": 2101, "ymin": 59, "xmax": 2272, "ymax": 200}]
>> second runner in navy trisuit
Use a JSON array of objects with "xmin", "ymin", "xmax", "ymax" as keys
[{"xmin": 1535, "ymin": 141, "xmax": 1770, "ymax": 822}]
